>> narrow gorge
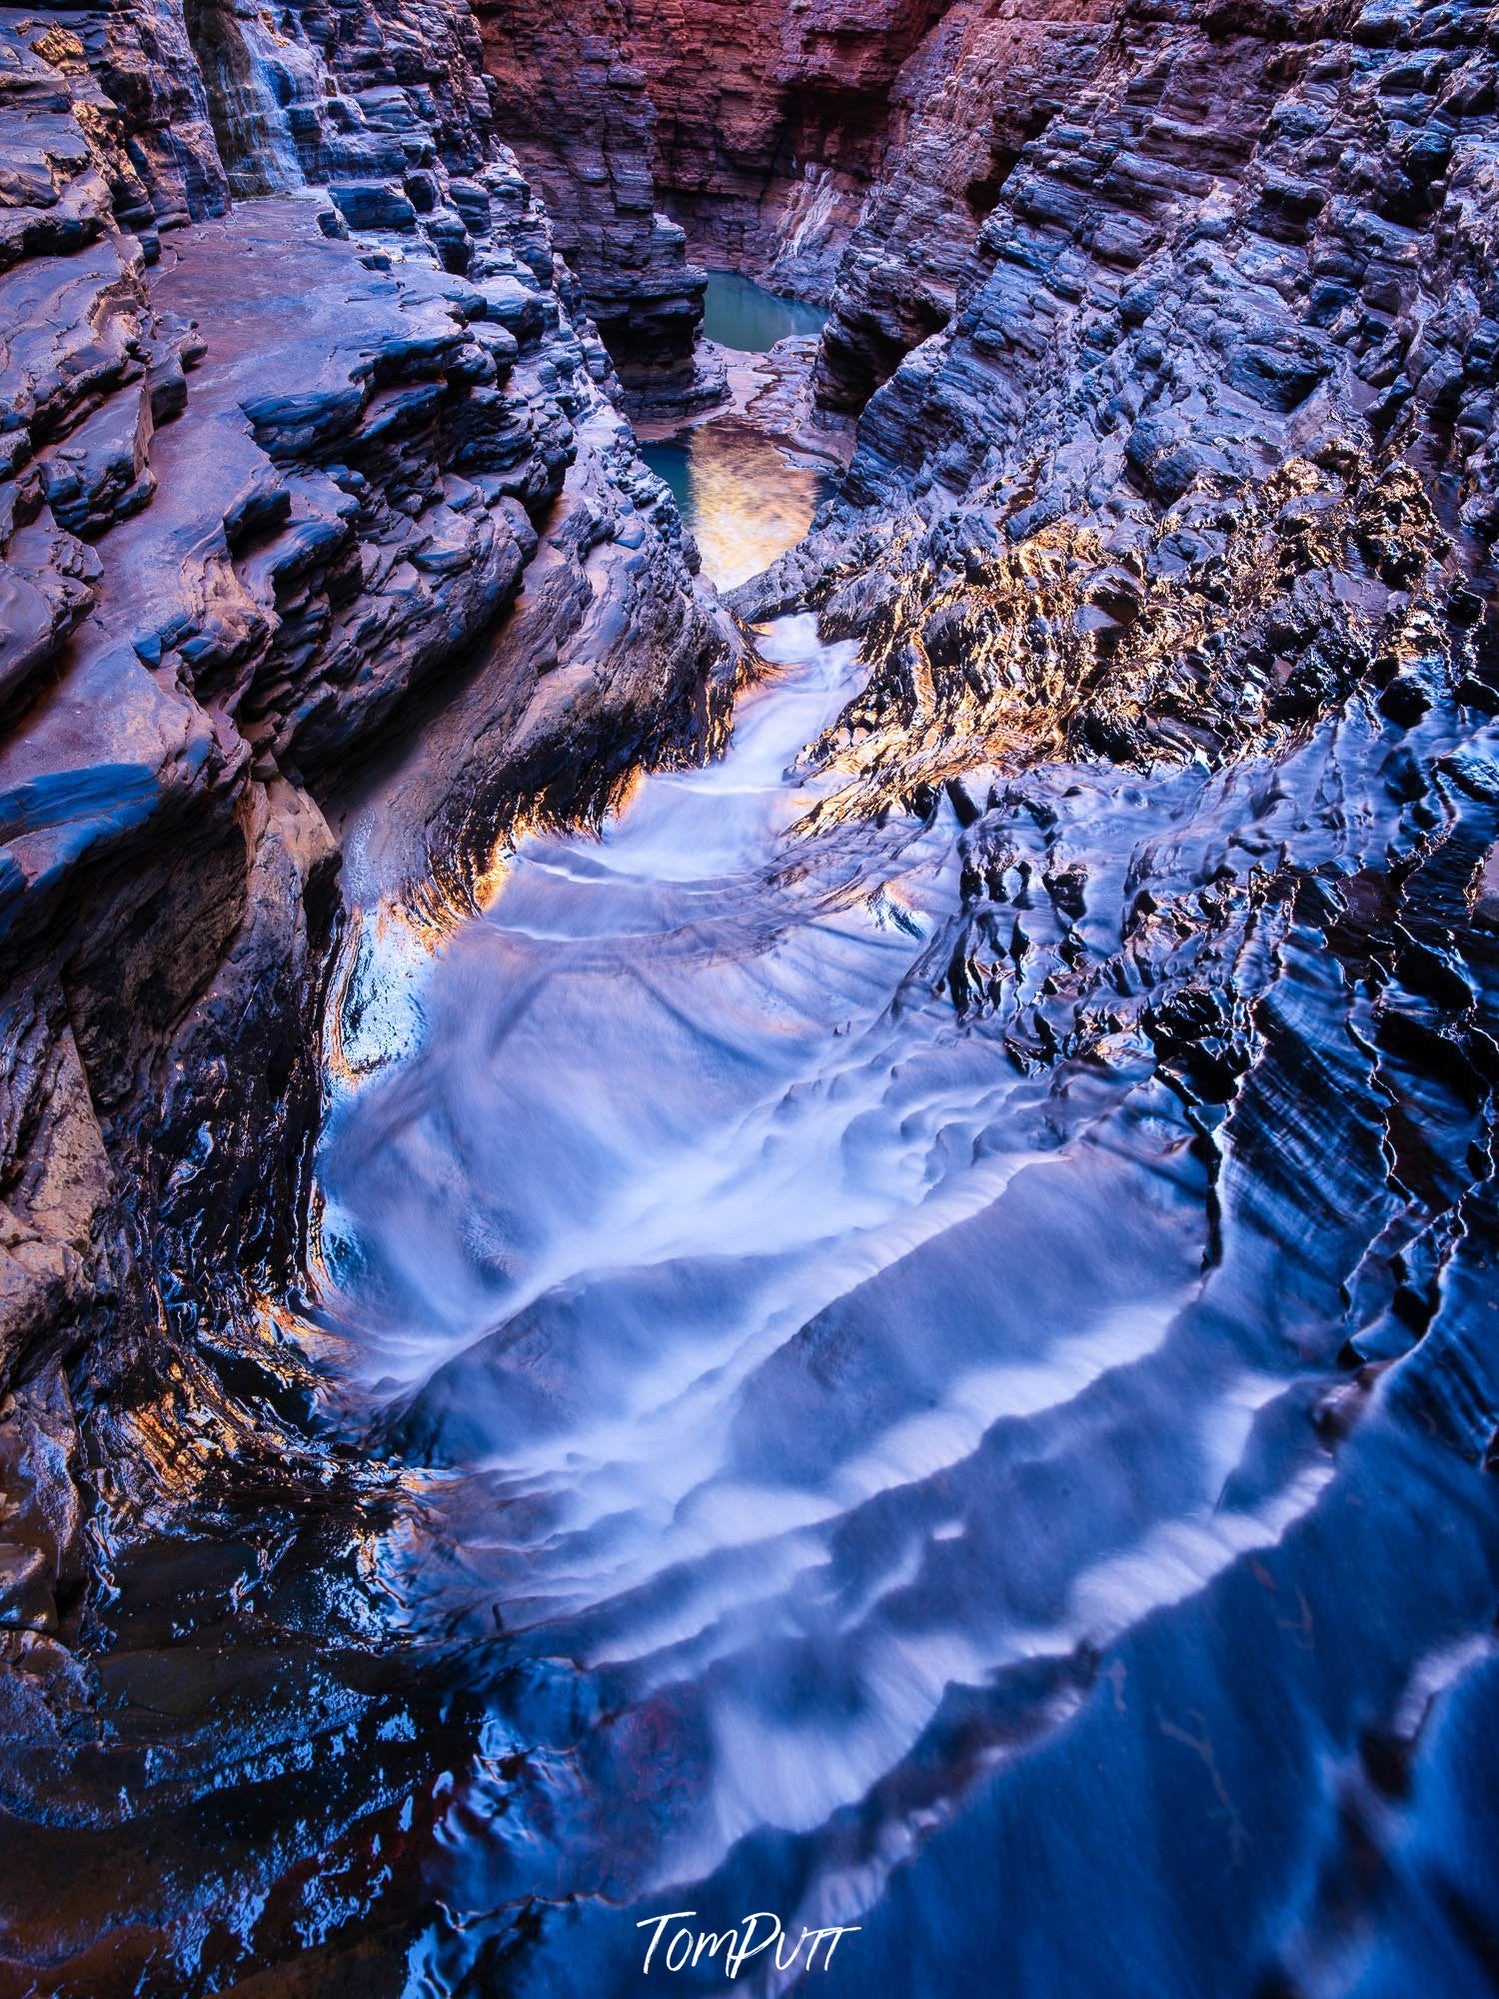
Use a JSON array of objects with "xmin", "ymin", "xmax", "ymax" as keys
[{"xmin": 1, "ymin": 0, "xmax": 1497, "ymax": 1993}]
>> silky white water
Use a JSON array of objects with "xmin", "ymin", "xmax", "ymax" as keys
[{"xmin": 305, "ymin": 556, "xmax": 1353, "ymax": 1999}]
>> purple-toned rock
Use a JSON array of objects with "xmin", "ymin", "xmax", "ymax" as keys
[{"xmin": 0, "ymin": 0, "xmax": 734, "ymax": 1687}]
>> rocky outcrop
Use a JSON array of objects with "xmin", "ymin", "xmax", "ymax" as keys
[
  {"xmin": 814, "ymin": 0, "xmax": 1118, "ymax": 411},
  {"xmin": 696, "ymin": 35, "xmax": 1499, "ymax": 1992},
  {"xmin": 330, "ymin": 395, "xmax": 736, "ymax": 921},
  {"xmin": 619, "ymin": 0, "xmax": 957, "ymax": 294},
  {"xmin": 0, "ymin": 0, "xmax": 732, "ymax": 1659},
  {"xmin": 472, "ymin": 0, "xmax": 726, "ymax": 416},
  {"xmin": 471, "ymin": 0, "xmax": 971, "ymax": 403},
  {"xmin": 741, "ymin": 0, "xmax": 1498, "ymax": 771},
  {"xmin": 726, "ymin": 0, "xmax": 1499, "ymax": 1616}
]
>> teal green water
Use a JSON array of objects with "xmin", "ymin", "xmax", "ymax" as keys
[
  {"xmin": 640, "ymin": 419, "xmax": 834, "ymax": 590},
  {"xmin": 702, "ymin": 270, "xmax": 827, "ymax": 352},
  {"xmin": 640, "ymin": 438, "xmax": 693, "ymax": 522}
]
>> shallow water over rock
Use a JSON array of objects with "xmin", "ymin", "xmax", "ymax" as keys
[{"xmin": 308, "ymin": 430, "xmax": 1499, "ymax": 1992}]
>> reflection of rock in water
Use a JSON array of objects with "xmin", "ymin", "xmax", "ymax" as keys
[
  {"xmin": 645, "ymin": 419, "xmax": 832, "ymax": 591},
  {"xmin": 700, "ymin": 271, "xmax": 828, "ymax": 353}
]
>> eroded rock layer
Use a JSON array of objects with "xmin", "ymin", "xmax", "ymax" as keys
[
  {"xmin": 813, "ymin": 0, "xmax": 1118, "ymax": 410},
  {"xmin": 0, "ymin": 0, "xmax": 731, "ymax": 1709},
  {"xmin": 1, "ymin": 0, "xmax": 1498, "ymax": 1987},
  {"xmin": 473, "ymin": 0, "xmax": 974, "ymax": 358},
  {"xmin": 742, "ymin": 0, "xmax": 1499, "ymax": 761},
  {"xmin": 621, "ymin": 0, "xmax": 957, "ymax": 293},
  {"xmin": 472, "ymin": 0, "xmax": 726, "ymax": 415}
]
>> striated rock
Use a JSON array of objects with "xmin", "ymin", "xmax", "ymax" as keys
[
  {"xmin": 749, "ymin": 453, "xmax": 1469, "ymax": 823},
  {"xmin": 0, "ymin": 0, "xmax": 732, "ymax": 1667},
  {"xmin": 471, "ymin": 0, "xmax": 974, "ymax": 403},
  {"xmin": 0, "ymin": 1006, "xmax": 109, "ymax": 1393},
  {"xmin": 620, "ymin": 0, "xmax": 957, "ymax": 293},
  {"xmin": 739, "ymin": 0, "xmax": 1498, "ymax": 802},
  {"xmin": 330, "ymin": 398, "xmax": 738, "ymax": 924},
  {"xmin": 0, "ymin": 7, "xmax": 225, "ymax": 255},
  {"xmin": 814, "ymin": 0, "xmax": 1116, "ymax": 411},
  {"xmin": 472, "ymin": 0, "xmax": 725, "ymax": 415}
]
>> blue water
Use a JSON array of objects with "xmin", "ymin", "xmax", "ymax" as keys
[{"xmin": 702, "ymin": 271, "xmax": 827, "ymax": 353}]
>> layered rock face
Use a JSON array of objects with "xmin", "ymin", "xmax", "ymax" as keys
[
  {"xmin": 473, "ymin": 0, "xmax": 964, "ymax": 383},
  {"xmin": 471, "ymin": 0, "xmax": 723, "ymax": 416},
  {"xmin": 745, "ymin": 0, "xmax": 1498, "ymax": 738},
  {"xmin": 816, "ymin": 0, "xmax": 1499, "ymax": 429},
  {"xmin": 735, "ymin": 0, "xmax": 1499, "ymax": 1703},
  {"xmin": 813, "ymin": 0, "xmax": 1118, "ymax": 410},
  {"xmin": 716, "ymin": 22, "xmax": 1499, "ymax": 1982},
  {"xmin": 620, "ymin": 0, "xmax": 957, "ymax": 294},
  {"xmin": 728, "ymin": 0, "xmax": 1499, "ymax": 1812},
  {"xmin": 0, "ymin": 0, "xmax": 730, "ymax": 1661}
]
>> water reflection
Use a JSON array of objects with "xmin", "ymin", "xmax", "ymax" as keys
[{"xmin": 641, "ymin": 418, "xmax": 833, "ymax": 590}]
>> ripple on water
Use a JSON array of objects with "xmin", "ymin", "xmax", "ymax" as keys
[{"xmin": 307, "ymin": 545, "xmax": 1499, "ymax": 1992}]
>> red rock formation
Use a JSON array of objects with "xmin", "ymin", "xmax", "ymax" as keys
[
  {"xmin": 738, "ymin": 0, "xmax": 1499, "ymax": 782},
  {"xmin": 473, "ymin": 0, "xmax": 724, "ymax": 413},
  {"xmin": 625, "ymin": 0, "xmax": 956, "ymax": 292},
  {"xmin": 473, "ymin": 0, "xmax": 965, "ymax": 372},
  {"xmin": 0, "ymin": 0, "xmax": 732, "ymax": 1667},
  {"xmin": 814, "ymin": 0, "xmax": 1118, "ymax": 410}
]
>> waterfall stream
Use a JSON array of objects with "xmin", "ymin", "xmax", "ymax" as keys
[{"xmin": 302, "ymin": 408, "xmax": 1499, "ymax": 1997}]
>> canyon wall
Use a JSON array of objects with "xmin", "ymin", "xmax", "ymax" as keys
[
  {"xmin": 730, "ymin": 0, "xmax": 1499, "ymax": 1738},
  {"xmin": 724, "ymin": 9, "xmax": 1499, "ymax": 1984},
  {"xmin": 621, "ymin": 0, "xmax": 957, "ymax": 294},
  {"xmin": 473, "ymin": 0, "xmax": 968, "ymax": 357},
  {"xmin": 813, "ymin": 0, "xmax": 1119, "ymax": 410},
  {"xmin": 471, "ymin": 0, "xmax": 724, "ymax": 414},
  {"xmin": 743, "ymin": 0, "xmax": 1497, "ymax": 738},
  {"xmin": 0, "ymin": 0, "xmax": 733, "ymax": 1650}
]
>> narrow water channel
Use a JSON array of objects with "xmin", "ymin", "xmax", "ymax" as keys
[
  {"xmin": 639, "ymin": 274, "xmax": 835, "ymax": 591},
  {"xmin": 304, "ymin": 397, "xmax": 1499, "ymax": 1999},
  {"xmin": 640, "ymin": 426, "xmax": 833, "ymax": 590}
]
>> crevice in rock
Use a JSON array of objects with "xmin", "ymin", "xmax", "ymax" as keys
[{"xmin": 181, "ymin": 0, "xmax": 303, "ymax": 199}]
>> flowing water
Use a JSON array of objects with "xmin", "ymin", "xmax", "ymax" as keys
[{"xmin": 303, "ymin": 421, "xmax": 1499, "ymax": 1998}]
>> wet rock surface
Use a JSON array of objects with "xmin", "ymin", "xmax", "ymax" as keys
[
  {"xmin": 0, "ymin": 0, "xmax": 1498, "ymax": 1988},
  {"xmin": 302, "ymin": 602, "xmax": 1499, "ymax": 1999},
  {"xmin": 812, "ymin": 0, "xmax": 1118, "ymax": 411},
  {"xmin": 0, "ymin": 4, "xmax": 730, "ymax": 1955},
  {"xmin": 739, "ymin": 0, "xmax": 1499, "ymax": 767}
]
